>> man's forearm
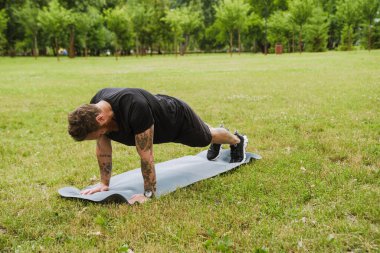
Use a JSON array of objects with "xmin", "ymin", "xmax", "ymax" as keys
[
  {"xmin": 141, "ymin": 157, "xmax": 156, "ymax": 193},
  {"xmin": 97, "ymin": 154, "xmax": 112, "ymax": 186},
  {"xmin": 135, "ymin": 126, "xmax": 156, "ymax": 194},
  {"xmin": 96, "ymin": 136, "xmax": 112, "ymax": 186}
]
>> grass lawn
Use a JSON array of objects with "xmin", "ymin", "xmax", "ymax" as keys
[{"xmin": 0, "ymin": 51, "xmax": 379, "ymax": 252}]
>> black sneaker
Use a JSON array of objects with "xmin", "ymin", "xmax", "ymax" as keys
[
  {"xmin": 207, "ymin": 143, "xmax": 222, "ymax": 161},
  {"xmin": 230, "ymin": 132, "xmax": 248, "ymax": 163}
]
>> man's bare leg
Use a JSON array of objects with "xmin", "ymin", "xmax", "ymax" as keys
[
  {"xmin": 207, "ymin": 126, "xmax": 248, "ymax": 163},
  {"xmin": 209, "ymin": 127, "xmax": 240, "ymax": 145}
]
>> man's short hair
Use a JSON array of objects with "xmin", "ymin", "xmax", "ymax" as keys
[{"xmin": 68, "ymin": 104, "xmax": 101, "ymax": 141}]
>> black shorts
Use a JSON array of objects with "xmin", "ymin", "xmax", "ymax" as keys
[
  {"xmin": 171, "ymin": 99, "xmax": 212, "ymax": 147},
  {"xmin": 155, "ymin": 94, "xmax": 212, "ymax": 147}
]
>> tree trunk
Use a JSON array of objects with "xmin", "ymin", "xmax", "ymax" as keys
[
  {"xmin": 329, "ymin": 25, "xmax": 334, "ymax": 50},
  {"xmin": 55, "ymin": 37, "xmax": 60, "ymax": 61},
  {"xmin": 368, "ymin": 22, "xmax": 372, "ymax": 51},
  {"xmin": 181, "ymin": 34, "xmax": 189, "ymax": 56},
  {"xmin": 82, "ymin": 35, "xmax": 88, "ymax": 58},
  {"xmin": 135, "ymin": 36, "xmax": 139, "ymax": 57},
  {"xmin": 299, "ymin": 25, "xmax": 303, "ymax": 53},
  {"xmin": 264, "ymin": 17, "xmax": 268, "ymax": 55},
  {"xmin": 69, "ymin": 26, "xmax": 75, "ymax": 58},
  {"xmin": 186, "ymin": 34, "xmax": 189, "ymax": 55},
  {"xmin": 348, "ymin": 26, "xmax": 352, "ymax": 51},
  {"xmin": 33, "ymin": 34, "xmax": 39, "ymax": 59},
  {"xmin": 180, "ymin": 41, "xmax": 184, "ymax": 56},
  {"xmin": 174, "ymin": 35, "xmax": 178, "ymax": 57},
  {"xmin": 229, "ymin": 31, "xmax": 233, "ymax": 57},
  {"xmin": 84, "ymin": 40, "xmax": 88, "ymax": 58},
  {"xmin": 292, "ymin": 31, "xmax": 295, "ymax": 53},
  {"xmin": 238, "ymin": 30, "xmax": 241, "ymax": 55}
]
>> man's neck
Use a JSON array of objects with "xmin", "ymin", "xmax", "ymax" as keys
[
  {"xmin": 107, "ymin": 120, "xmax": 119, "ymax": 132},
  {"xmin": 97, "ymin": 101, "xmax": 119, "ymax": 132},
  {"xmin": 97, "ymin": 100, "xmax": 112, "ymax": 113}
]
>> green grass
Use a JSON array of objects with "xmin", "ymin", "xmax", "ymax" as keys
[{"xmin": 0, "ymin": 51, "xmax": 379, "ymax": 252}]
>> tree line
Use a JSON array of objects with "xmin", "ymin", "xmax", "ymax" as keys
[{"xmin": 0, "ymin": 0, "xmax": 379, "ymax": 58}]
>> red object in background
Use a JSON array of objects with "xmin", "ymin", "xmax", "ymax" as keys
[{"xmin": 275, "ymin": 43, "xmax": 283, "ymax": 54}]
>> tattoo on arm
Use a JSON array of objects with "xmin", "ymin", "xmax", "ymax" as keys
[
  {"xmin": 97, "ymin": 158, "xmax": 112, "ymax": 186},
  {"xmin": 140, "ymin": 158, "xmax": 156, "ymax": 193},
  {"xmin": 98, "ymin": 154, "xmax": 111, "ymax": 158},
  {"xmin": 99, "ymin": 162, "xmax": 112, "ymax": 185},
  {"xmin": 135, "ymin": 126, "xmax": 156, "ymax": 193},
  {"xmin": 96, "ymin": 136, "xmax": 112, "ymax": 186},
  {"xmin": 136, "ymin": 130, "xmax": 152, "ymax": 151}
]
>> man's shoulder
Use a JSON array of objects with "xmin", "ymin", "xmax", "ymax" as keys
[
  {"xmin": 97, "ymin": 88, "xmax": 152, "ymax": 97},
  {"xmin": 91, "ymin": 88, "xmax": 130, "ymax": 101},
  {"xmin": 91, "ymin": 87, "xmax": 155, "ymax": 105}
]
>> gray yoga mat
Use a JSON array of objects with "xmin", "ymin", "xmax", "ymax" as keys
[{"xmin": 58, "ymin": 149, "xmax": 261, "ymax": 204}]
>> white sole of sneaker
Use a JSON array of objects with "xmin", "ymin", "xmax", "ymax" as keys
[{"xmin": 241, "ymin": 135, "xmax": 248, "ymax": 163}]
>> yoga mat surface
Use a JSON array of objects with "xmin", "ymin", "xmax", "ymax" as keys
[{"xmin": 58, "ymin": 149, "xmax": 261, "ymax": 204}]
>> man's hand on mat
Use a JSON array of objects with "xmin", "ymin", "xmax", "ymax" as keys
[
  {"xmin": 128, "ymin": 194, "xmax": 149, "ymax": 204},
  {"xmin": 80, "ymin": 183, "xmax": 109, "ymax": 195}
]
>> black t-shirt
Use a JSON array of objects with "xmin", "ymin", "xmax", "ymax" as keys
[{"xmin": 90, "ymin": 88, "xmax": 186, "ymax": 146}]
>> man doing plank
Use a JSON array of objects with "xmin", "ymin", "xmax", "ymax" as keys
[{"xmin": 68, "ymin": 88, "xmax": 248, "ymax": 203}]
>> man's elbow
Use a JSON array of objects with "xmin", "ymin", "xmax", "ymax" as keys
[{"xmin": 139, "ymin": 151, "xmax": 154, "ymax": 163}]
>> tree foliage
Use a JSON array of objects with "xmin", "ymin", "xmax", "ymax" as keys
[
  {"xmin": 249, "ymin": 0, "xmax": 286, "ymax": 53},
  {"xmin": 359, "ymin": 0, "xmax": 380, "ymax": 50},
  {"xmin": 304, "ymin": 7, "xmax": 329, "ymax": 52},
  {"xmin": 0, "ymin": 9, "xmax": 8, "ymax": 52},
  {"xmin": 0, "ymin": 0, "xmax": 378, "ymax": 56},
  {"xmin": 177, "ymin": 3, "xmax": 203, "ymax": 55},
  {"xmin": 162, "ymin": 7, "xmax": 183, "ymax": 55},
  {"xmin": 37, "ymin": 0, "xmax": 71, "ymax": 60},
  {"xmin": 267, "ymin": 11, "xmax": 291, "ymax": 49},
  {"xmin": 74, "ymin": 6, "xmax": 103, "ymax": 56},
  {"xmin": 13, "ymin": 0, "xmax": 40, "ymax": 57},
  {"xmin": 127, "ymin": 0, "xmax": 156, "ymax": 55},
  {"xmin": 289, "ymin": 0, "xmax": 313, "ymax": 52},
  {"xmin": 104, "ymin": 5, "xmax": 132, "ymax": 59},
  {"xmin": 213, "ymin": 0, "xmax": 251, "ymax": 55},
  {"xmin": 336, "ymin": 0, "xmax": 361, "ymax": 50}
]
